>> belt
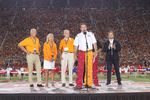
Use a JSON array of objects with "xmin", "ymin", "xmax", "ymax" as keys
[
  {"xmin": 31, "ymin": 52, "xmax": 39, "ymax": 55},
  {"xmin": 78, "ymin": 50, "xmax": 92, "ymax": 52},
  {"xmin": 63, "ymin": 51, "xmax": 74, "ymax": 53}
]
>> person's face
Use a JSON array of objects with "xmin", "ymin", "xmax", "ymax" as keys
[
  {"xmin": 30, "ymin": 29, "xmax": 37, "ymax": 37},
  {"xmin": 63, "ymin": 30, "xmax": 70, "ymax": 38},
  {"xmin": 80, "ymin": 24, "xmax": 87, "ymax": 32},
  {"xmin": 108, "ymin": 32, "xmax": 114, "ymax": 39},
  {"xmin": 48, "ymin": 34, "xmax": 54, "ymax": 42}
]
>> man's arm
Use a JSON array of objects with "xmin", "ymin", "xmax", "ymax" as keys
[
  {"xmin": 73, "ymin": 35, "xmax": 79, "ymax": 61},
  {"xmin": 18, "ymin": 45, "xmax": 30, "ymax": 54},
  {"xmin": 93, "ymin": 43, "xmax": 97, "ymax": 53},
  {"xmin": 18, "ymin": 38, "xmax": 30, "ymax": 54},
  {"xmin": 59, "ymin": 40, "xmax": 63, "ymax": 60},
  {"xmin": 93, "ymin": 43, "xmax": 98, "ymax": 56},
  {"xmin": 74, "ymin": 46, "xmax": 78, "ymax": 61},
  {"xmin": 113, "ymin": 41, "xmax": 121, "ymax": 52},
  {"xmin": 102, "ymin": 42, "xmax": 110, "ymax": 52},
  {"xmin": 93, "ymin": 43, "xmax": 97, "ymax": 62}
]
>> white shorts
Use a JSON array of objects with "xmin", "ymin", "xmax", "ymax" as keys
[{"xmin": 44, "ymin": 60, "xmax": 55, "ymax": 69}]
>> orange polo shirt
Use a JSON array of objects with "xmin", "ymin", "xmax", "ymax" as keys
[
  {"xmin": 18, "ymin": 37, "xmax": 40, "ymax": 54},
  {"xmin": 59, "ymin": 38, "xmax": 75, "ymax": 53},
  {"xmin": 43, "ymin": 42, "xmax": 57, "ymax": 61}
]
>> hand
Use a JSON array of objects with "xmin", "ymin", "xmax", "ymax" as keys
[
  {"xmin": 93, "ymin": 52, "xmax": 98, "ymax": 62},
  {"xmin": 93, "ymin": 57, "xmax": 96, "ymax": 63},
  {"xmin": 50, "ymin": 58, "xmax": 54, "ymax": 62},
  {"xmin": 60, "ymin": 56, "xmax": 63, "ymax": 60},
  {"xmin": 112, "ymin": 44, "xmax": 116, "ymax": 49},
  {"xmin": 74, "ymin": 54, "xmax": 77, "ymax": 61},
  {"xmin": 93, "ymin": 51, "xmax": 98, "ymax": 58},
  {"xmin": 26, "ymin": 51, "xmax": 30, "ymax": 55}
]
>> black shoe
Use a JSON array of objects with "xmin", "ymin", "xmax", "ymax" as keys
[
  {"xmin": 118, "ymin": 82, "xmax": 122, "ymax": 88},
  {"xmin": 37, "ymin": 84, "xmax": 44, "ymax": 87},
  {"xmin": 85, "ymin": 85, "xmax": 92, "ymax": 88},
  {"xmin": 74, "ymin": 86, "xmax": 82, "ymax": 90},
  {"xmin": 118, "ymin": 82, "xmax": 122, "ymax": 85},
  {"xmin": 30, "ymin": 84, "xmax": 34, "ymax": 87},
  {"xmin": 69, "ymin": 83, "xmax": 74, "ymax": 86},
  {"xmin": 106, "ymin": 83, "xmax": 110, "ymax": 85},
  {"xmin": 95, "ymin": 84, "xmax": 101, "ymax": 87},
  {"xmin": 62, "ymin": 83, "xmax": 66, "ymax": 87}
]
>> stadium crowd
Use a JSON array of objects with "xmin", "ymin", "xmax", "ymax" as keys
[{"xmin": 0, "ymin": 1, "xmax": 150, "ymax": 77}]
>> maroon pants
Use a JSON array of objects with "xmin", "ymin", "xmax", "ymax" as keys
[{"xmin": 93, "ymin": 56, "xmax": 99, "ymax": 85}]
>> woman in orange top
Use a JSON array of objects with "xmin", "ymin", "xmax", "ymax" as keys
[{"xmin": 43, "ymin": 33, "xmax": 57, "ymax": 87}]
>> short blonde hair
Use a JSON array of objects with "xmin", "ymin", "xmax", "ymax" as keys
[
  {"xmin": 46, "ymin": 33, "xmax": 54, "ymax": 43},
  {"xmin": 64, "ymin": 29, "xmax": 70, "ymax": 33},
  {"xmin": 30, "ymin": 28, "xmax": 36, "ymax": 34}
]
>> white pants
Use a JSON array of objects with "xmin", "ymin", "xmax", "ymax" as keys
[{"xmin": 61, "ymin": 52, "xmax": 74, "ymax": 84}]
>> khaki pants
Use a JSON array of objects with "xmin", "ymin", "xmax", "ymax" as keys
[
  {"xmin": 61, "ymin": 52, "xmax": 74, "ymax": 84},
  {"xmin": 26, "ymin": 54, "xmax": 42, "ymax": 85}
]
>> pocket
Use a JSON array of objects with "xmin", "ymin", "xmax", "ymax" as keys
[{"xmin": 62, "ymin": 53, "xmax": 65, "ymax": 59}]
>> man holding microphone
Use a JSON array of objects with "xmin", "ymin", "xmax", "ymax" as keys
[{"xmin": 74, "ymin": 23, "xmax": 97, "ymax": 90}]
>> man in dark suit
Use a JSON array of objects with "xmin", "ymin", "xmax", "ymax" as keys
[{"xmin": 102, "ymin": 31, "xmax": 122, "ymax": 86}]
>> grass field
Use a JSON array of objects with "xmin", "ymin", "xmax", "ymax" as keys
[{"xmin": 0, "ymin": 73, "xmax": 150, "ymax": 83}]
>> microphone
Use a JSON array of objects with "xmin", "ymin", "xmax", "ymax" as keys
[
  {"xmin": 83, "ymin": 31, "xmax": 87, "ymax": 35},
  {"xmin": 83, "ymin": 31, "xmax": 88, "ymax": 50}
]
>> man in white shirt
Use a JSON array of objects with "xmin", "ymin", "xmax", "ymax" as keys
[{"xmin": 74, "ymin": 23, "xmax": 97, "ymax": 89}]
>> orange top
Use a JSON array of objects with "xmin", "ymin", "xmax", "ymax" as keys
[
  {"xmin": 43, "ymin": 41, "xmax": 57, "ymax": 61},
  {"xmin": 18, "ymin": 37, "xmax": 40, "ymax": 54},
  {"xmin": 59, "ymin": 38, "xmax": 75, "ymax": 53}
]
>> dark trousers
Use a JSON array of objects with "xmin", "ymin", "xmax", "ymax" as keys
[{"xmin": 106, "ymin": 58, "xmax": 121, "ymax": 84}]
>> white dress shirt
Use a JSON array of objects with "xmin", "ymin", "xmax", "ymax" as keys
[
  {"xmin": 109, "ymin": 39, "xmax": 114, "ymax": 48},
  {"xmin": 74, "ymin": 31, "xmax": 97, "ymax": 51}
]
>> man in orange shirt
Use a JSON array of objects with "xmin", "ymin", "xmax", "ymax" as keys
[
  {"xmin": 59, "ymin": 29, "xmax": 75, "ymax": 87},
  {"xmin": 18, "ymin": 28, "xmax": 43, "ymax": 87},
  {"xmin": 43, "ymin": 33, "xmax": 57, "ymax": 87}
]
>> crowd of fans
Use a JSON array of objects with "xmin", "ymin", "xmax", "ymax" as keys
[{"xmin": 0, "ymin": 6, "xmax": 149, "ymax": 73}]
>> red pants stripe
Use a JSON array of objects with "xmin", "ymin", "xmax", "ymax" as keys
[
  {"xmin": 93, "ymin": 55, "xmax": 99, "ymax": 85},
  {"xmin": 76, "ymin": 51, "xmax": 93, "ymax": 87}
]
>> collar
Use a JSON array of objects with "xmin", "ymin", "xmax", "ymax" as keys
[
  {"xmin": 80, "ymin": 31, "xmax": 88, "ymax": 35},
  {"xmin": 109, "ymin": 39, "xmax": 114, "ymax": 41},
  {"xmin": 64, "ymin": 37, "xmax": 71, "ymax": 41}
]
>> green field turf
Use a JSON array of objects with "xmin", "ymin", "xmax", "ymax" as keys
[{"xmin": 0, "ymin": 73, "xmax": 150, "ymax": 83}]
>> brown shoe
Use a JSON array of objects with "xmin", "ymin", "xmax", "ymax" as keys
[
  {"xmin": 85, "ymin": 85, "xmax": 92, "ymax": 88},
  {"xmin": 74, "ymin": 86, "xmax": 82, "ymax": 90},
  {"xmin": 52, "ymin": 83, "xmax": 55, "ymax": 87},
  {"xmin": 95, "ymin": 84, "xmax": 101, "ymax": 87},
  {"xmin": 69, "ymin": 83, "xmax": 74, "ymax": 86},
  {"xmin": 37, "ymin": 84, "xmax": 44, "ymax": 87},
  {"xmin": 30, "ymin": 84, "xmax": 34, "ymax": 87}
]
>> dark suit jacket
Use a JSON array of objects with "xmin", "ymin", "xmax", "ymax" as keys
[{"xmin": 102, "ymin": 39, "xmax": 121, "ymax": 62}]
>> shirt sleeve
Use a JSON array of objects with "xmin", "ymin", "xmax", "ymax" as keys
[
  {"xmin": 73, "ymin": 35, "xmax": 79, "ymax": 47},
  {"xmin": 59, "ymin": 40, "xmax": 63, "ymax": 51},
  {"xmin": 54, "ymin": 44, "xmax": 58, "ymax": 60},
  {"xmin": 43, "ymin": 43, "xmax": 47, "ymax": 58},
  {"xmin": 18, "ymin": 38, "xmax": 28, "ymax": 47},
  {"xmin": 91, "ymin": 33, "xmax": 97, "ymax": 44},
  {"xmin": 37, "ymin": 39, "xmax": 41, "ymax": 48}
]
